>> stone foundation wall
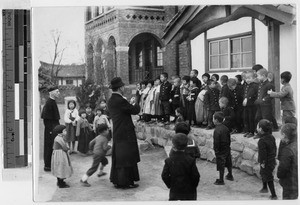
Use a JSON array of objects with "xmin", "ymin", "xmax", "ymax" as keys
[{"xmin": 135, "ymin": 122, "xmax": 281, "ymax": 181}]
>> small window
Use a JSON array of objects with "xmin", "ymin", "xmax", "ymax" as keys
[
  {"xmin": 156, "ymin": 46, "xmax": 163, "ymax": 67},
  {"xmin": 208, "ymin": 35, "xmax": 252, "ymax": 71},
  {"xmin": 66, "ymin": 79, "xmax": 73, "ymax": 85}
]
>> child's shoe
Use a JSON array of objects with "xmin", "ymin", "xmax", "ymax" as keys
[
  {"xmin": 97, "ymin": 172, "xmax": 107, "ymax": 177},
  {"xmin": 214, "ymin": 179, "xmax": 225, "ymax": 185},
  {"xmin": 80, "ymin": 179, "xmax": 91, "ymax": 187},
  {"xmin": 269, "ymin": 195, "xmax": 278, "ymax": 200},
  {"xmin": 225, "ymin": 174, "xmax": 234, "ymax": 181},
  {"xmin": 243, "ymin": 132, "xmax": 249, "ymax": 137},
  {"xmin": 259, "ymin": 188, "xmax": 268, "ymax": 193}
]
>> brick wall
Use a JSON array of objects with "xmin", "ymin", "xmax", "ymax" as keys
[{"xmin": 179, "ymin": 40, "xmax": 191, "ymax": 77}]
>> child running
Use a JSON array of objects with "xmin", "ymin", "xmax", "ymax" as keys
[
  {"xmin": 51, "ymin": 125, "xmax": 73, "ymax": 188},
  {"xmin": 80, "ymin": 124, "xmax": 111, "ymax": 187}
]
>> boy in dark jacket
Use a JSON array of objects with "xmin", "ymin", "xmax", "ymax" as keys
[
  {"xmin": 257, "ymin": 119, "xmax": 277, "ymax": 200},
  {"xmin": 228, "ymin": 78, "xmax": 244, "ymax": 133},
  {"xmin": 159, "ymin": 72, "xmax": 172, "ymax": 124},
  {"xmin": 204, "ymin": 80, "xmax": 220, "ymax": 129},
  {"xmin": 212, "ymin": 112, "xmax": 234, "ymax": 185},
  {"xmin": 277, "ymin": 123, "xmax": 298, "ymax": 200},
  {"xmin": 162, "ymin": 133, "xmax": 200, "ymax": 200},
  {"xmin": 243, "ymin": 71, "xmax": 258, "ymax": 138},
  {"xmin": 219, "ymin": 97, "xmax": 235, "ymax": 132},
  {"xmin": 170, "ymin": 77, "xmax": 181, "ymax": 122},
  {"xmin": 80, "ymin": 124, "xmax": 111, "ymax": 187},
  {"xmin": 255, "ymin": 68, "xmax": 276, "ymax": 131},
  {"xmin": 220, "ymin": 75, "xmax": 230, "ymax": 99}
]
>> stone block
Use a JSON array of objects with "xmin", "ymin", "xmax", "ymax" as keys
[
  {"xmin": 235, "ymin": 156, "xmax": 243, "ymax": 168},
  {"xmin": 242, "ymin": 147, "xmax": 255, "ymax": 160},
  {"xmin": 207, "ymin": 148, "xmax": 216, "ymax": 162},
  {"xmin": 253, "ymin": 163, "xmax": 261, "ymax": 179},
  {"xmin": 155, "ymin": 127, "xmax": 162, "ymax": 137},
  {"xmin": 139, "ymin": 140, "xmax": 153, "ymax": 152},
  {"xmin": 144, "ymin": 126, "xmax": 152, "ymax": 136},
  {"xmin": 157, "ymin": 137, "xmax": 168, "ymax": 147},
  {"xmin": 239, "ymin": 160, "xmax": 254, "ymax": 175},
  {"xmin": 150, "ymin": 137, "xmax": 158, "ymax": 145},
  {"xmin": 242, "ymin": 138, "xmax": 258, "ymax": 151},
  {"xmin": 253, "ymin": 152, "xmax": 258, "ymax": 163},
  {"xmin": 193, "ymin": 129, "xmax": 202, "ymax": 137},
  {"xmin": 136, "ymin": 132, "xmax": 145, "ymax": 140},
  {"xmin": 204, "ymin": 132, "xmax": 213, "ymax": 139},
  {"xmin": 197, "ymin": 136, "xmax": 206, "ymax": 146},
  {"xmin": 231, "ymin": 150, "xmax": 242, "ymax": 167},
  {"xmin": 199, "ymin": 146, "xmax": 208, "ymax": 160},
  {"xmin": 231, "ymin": 141, "xmax": 244, "ymax": 152},
  {"xmin": 205, "ymin": 138, "xmax": 214, "ymax": 149}
]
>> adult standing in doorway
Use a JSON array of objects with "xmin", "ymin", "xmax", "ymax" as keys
[
  {"xmin": 108, "ymin": 77, "xmax": 141, "ymax": 189},
  {"xmin": 41, "ymin": 85, "xmax": 60, "ymax": 172}
]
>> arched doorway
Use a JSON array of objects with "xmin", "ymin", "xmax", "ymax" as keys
[
  {"xmin": 86, "ymin": 44, "xmax": 94, "ymax": 82},
  {"xmin": 128, "ymin": 33, "xmax": 164, "ymax": 84},
  {"xmin": 107, "ymin": 36, "xmax": 117, "ymax": 84}
]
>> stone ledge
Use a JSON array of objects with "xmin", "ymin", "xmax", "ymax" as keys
[{"xmin": 135, "ymin": 121, "xmax": 282, "ymax": 181}]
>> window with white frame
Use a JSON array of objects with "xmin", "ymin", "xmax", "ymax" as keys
[
  {"xmin": 208, "ymin": 35, "xmax": 252, "ymax": 71},
  {"xmin": 156, "ymin": 46, "xmax": 163, "ymax": 67}
]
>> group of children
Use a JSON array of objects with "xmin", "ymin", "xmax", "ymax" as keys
[
  {"xmin": 162, "ymin": 113, "xmax": 298, "ymax": 201},
  {"xmin": 49, "ymin": 65, "xmax": 297, "ymax": 200},
  {"xmin": 137, "ymin": 65, "xmax": 295, "ymax": 140}
]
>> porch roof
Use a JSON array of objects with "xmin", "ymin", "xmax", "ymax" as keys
[{"xmin": 162, "ymin": 4, "xmax": 296, "ymax": 45}]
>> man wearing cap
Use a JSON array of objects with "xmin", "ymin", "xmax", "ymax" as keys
[
  {"xmin": 41, "ymin": 85, "xmax": 60, "ymax": 172},
  {"xmin": 108, "ymin": 77, "xmax": 141, "ymax": 189}
]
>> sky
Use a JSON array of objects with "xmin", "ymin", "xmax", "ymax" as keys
[{"xmin": 32, "ymin": 7, "xmax": 85, "ymax": 69}]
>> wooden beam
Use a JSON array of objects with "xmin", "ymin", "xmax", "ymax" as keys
[
  {"xmin": 244, "ymin": 5, "xmax": 294, "ymax": 25},
  {"xmin": 268, "ymin": 20, "xmax": 281, "ymax": 120}
]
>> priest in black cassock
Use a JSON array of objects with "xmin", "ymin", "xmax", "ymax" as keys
[
  {"xmin": 41, "ymin": 85, "xmax": 60, "ymax": 172},
  {"xmin": 108, "ymin": 77, "xmax": 141, "ymax": 189}
]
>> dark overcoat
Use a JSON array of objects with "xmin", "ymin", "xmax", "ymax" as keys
[
  {"xmin": 162, "ymin": 151, "xmax": 200, "ymax": 200},
  {"xmin": 108, "ymin": 93, "xmax": 140, "ymax": 168},
  {"xmin": 41, "ymin": 98, "xmax": 60, "ymax": 168}
]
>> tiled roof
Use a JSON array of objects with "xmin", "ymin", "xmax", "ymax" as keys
[{"xmin": 40, "ymin": 61, "xmax": 86, "ymax": 78}]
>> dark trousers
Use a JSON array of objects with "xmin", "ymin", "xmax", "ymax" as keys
[
  {"xmin": 207, "ymin": 110, "xmax": 217, "ymax": 127},
  {"xmin": 86, "ymin": 154, "xmax": 108, "ymax": 176},
  {"xmin": 234, "ymin": 106, "xmax": 243, "ymax": 132},
  {"xmin": 160, "ymin": 100, "xmax": 171, "ymax": 122},
  {"xmin": 43, "ymin": 119, "xmax": 59, "ymax": 168},
  {"xmin": 255, "ymin": 104, "xmax": 274, "ymax": 128},
  {"xmin": 244, "ymin": 106, "xmax": 256, "ymax": 134}
]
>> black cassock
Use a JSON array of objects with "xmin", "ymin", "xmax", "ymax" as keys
[
  {"xmin": 108, "ymin": 93, "xmax": 140, "ymax": 187},
  {"xmin": 41, "ymin": 98, "xmax": 60, "ymax": 169}
]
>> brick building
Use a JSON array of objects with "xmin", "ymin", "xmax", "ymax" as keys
[{"xmin": 84, "ymin": 6, "xmax": 191, "ymax": 91}]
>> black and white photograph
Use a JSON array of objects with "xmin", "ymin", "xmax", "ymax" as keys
[{"xmin": 0, "ymin": 0, "xmax": 299, "ymax": 204}]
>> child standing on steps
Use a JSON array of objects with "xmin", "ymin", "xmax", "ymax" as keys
[
  {"xmin": 80, "ymin": 124, "xmax": 111, "ymax": 187},
  {"xmin": 64, "ymin": 100, "xmax": 79, "ymax": 154},
  {"xmin": 51, "ymin": 125, "xmax": 73, "ymax": 188},
  {"xmin": 257, "ymin": 119, "xmax": 278, "ymax": 200},
  {"xmin": 212, "ymin": 112, "xmax": 233, "ymax": 185}
]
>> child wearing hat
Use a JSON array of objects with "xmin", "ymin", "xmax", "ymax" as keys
[
  {"xmin": 80, "ymin": 124, "xmax": 111, "ymax": 187},
  {"xmin": 161, "ymin": 133, "xmax": 200, "ymax": 200},
  {"xmin": 76, "ymin": 109, "xmax": 93, "ymax": 155},
  {"xmin": 51, "ymin": 125, "xmax": 73, "ymax": 188}
]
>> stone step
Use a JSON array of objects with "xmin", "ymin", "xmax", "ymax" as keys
[{"xmin": 135, "ymin": 121, "xmax": 282, "ymax": 181}]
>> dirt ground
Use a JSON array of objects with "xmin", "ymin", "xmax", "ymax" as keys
[{"xmin": 36, "ymin": 104, "xmax": 283, "ymax": 202}]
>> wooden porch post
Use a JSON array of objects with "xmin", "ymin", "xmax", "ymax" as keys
[{"xmin": 268, "ymin": 20, "xmax": 281, "ymax": 121}]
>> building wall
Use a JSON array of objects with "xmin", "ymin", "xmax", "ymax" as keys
[{"xmin": 85, "ymin": 6, "xmax": 179, "ymax": 86}]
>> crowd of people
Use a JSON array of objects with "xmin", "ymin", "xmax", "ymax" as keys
[{"xmin": 41, "ymin": 64, "xmax": 297, "ymax": 200}]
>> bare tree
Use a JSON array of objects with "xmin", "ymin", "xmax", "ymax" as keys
[{"xmin": 48, "ymin": 30, "xmax": 67, "ymax": 84}]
